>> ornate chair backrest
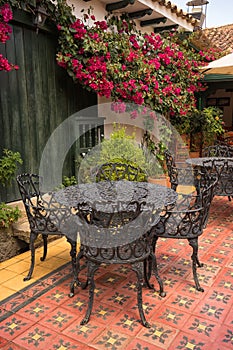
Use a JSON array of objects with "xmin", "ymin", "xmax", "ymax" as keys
[
  {"xmin": 202, "ymin": 144, "xmax": 232, "ymax": 157},
  {"xmin": 202, "ymin": 158, "xmax": 233, "ymax": 197},
  {"xmin": 93, "ymin": 161, "xmax": 148, "ymax": 183},
  {"xmin": 153, "ymin": 180, "xmax": 216, "ymax": 240},
  {"xmin": 16, "ymin": 173, "xmax": 71, "ymax": 235}
]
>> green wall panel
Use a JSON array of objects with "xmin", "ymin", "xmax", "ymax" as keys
[{"xmin": 0, "ymin": 9, "xmax": 97, "ymax": 202}]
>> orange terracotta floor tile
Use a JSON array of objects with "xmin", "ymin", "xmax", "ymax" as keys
[{"xmin": 0, "ymin": 196, "xmax": 233, "ymax": 349}]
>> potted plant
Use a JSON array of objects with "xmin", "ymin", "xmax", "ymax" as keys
[
  {"xmin": 77, "ymin": 124, "xmax": 148, "ymax": 183},
  {"xmin": 0, "ymin": 149, "xmax": 23, "ymax": 261}
]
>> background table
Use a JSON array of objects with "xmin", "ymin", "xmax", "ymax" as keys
[{"xmin": 186, "ymin": 157, "xmax": 233, "ymax": 200}]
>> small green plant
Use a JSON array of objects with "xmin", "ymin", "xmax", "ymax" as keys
[
  {"xmin": 0, "ymin": 203, "xmax": 21, "ymax": 228},
  {"xmin": 188, "ymin": 107, "xmax": 225, "ymax": 151},
  {"xmin": 99, "ymin": 125, "xmax": 147, "ymax": 170},
  {"xmin": 78, "ymin": 124, "xmax": 148, "ymax": 182},
  {"xmin": 62, "ymin": 175, "xmax": 78, "ymax": 187},
  {"xmin": 0, "ymin": 149, "xmax": 23, "ymax": 229},
  {"xmin": 0, "ymin": 149, "xmax": 23, "ymax": 186}
]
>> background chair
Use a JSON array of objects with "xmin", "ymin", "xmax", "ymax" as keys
[
  {"xmin": 149, "ymin": 178, "xmax": 216, "ymax": 293},
  {"xmin": 202, "ymin": 158, "xmax": 233, "ymax": 201},
  {"xmin": 202, "ymin": 144, "xmax": 233, "ymax": 157},
  {"xmin": 164, "ymin": 149, "xmax": 201, "ymax": 194},
  {"xmin": 17, "ymin": 173, "xmax": 77, "ymax": 281}
]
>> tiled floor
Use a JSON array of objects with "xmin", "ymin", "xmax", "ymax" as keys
[{"xmin": 0, "ymin": 196, "xmax": 232, "ymax": 350}]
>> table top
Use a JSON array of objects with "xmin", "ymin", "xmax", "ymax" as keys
[
  {"xmin": 55, "ymin": 180, "xmax": 177, "ymax": 210},
  {"xmin": 54, "ymin": 181, "xmax": 177, "ymax": 248},
  {"xmin": 186, "ymin": 157, "xmax": 233, "ymax": 166}
]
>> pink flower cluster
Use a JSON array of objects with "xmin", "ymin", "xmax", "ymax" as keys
[
  {"xmin": 0, "ymin": 4, "xmax": 18, "ymax": 72},
  {"xmin": 57, "ymin": 12, "xmax": 219, "ymax": 117}
]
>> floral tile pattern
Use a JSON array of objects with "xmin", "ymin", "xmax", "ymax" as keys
[{"xmin": 0, "ymin": 196, "xmax": 232, "ymax": 349}]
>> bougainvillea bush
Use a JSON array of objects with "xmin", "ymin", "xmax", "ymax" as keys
[
  {"xmin": 0, "ymin": 3, "xmax": 18, "ymax": 71},
  {"xmin": 56, "ymin": 8, "xmax": 219, "ymax": 118}
]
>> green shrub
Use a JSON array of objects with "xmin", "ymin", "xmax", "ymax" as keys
[
  {"xmin": 78, "ymin": 125, "xmax": 149, "ymax": 182},
  {"xmin": 0, "ymin": 149, "xmax": 23, "ymax": 186},
  {"xmin": 0, "ymin": 149, "xmax": 23, "ymax": 229},
  {"xmin": 0, "ymin": 203, "xmax": 21, "ymax": 228}
]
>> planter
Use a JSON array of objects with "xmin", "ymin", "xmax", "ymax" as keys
[
  {"xmin": 148, "ymin": 176, "xmax": 170, "ymax": 187},
  {"xmin": 189, "ymin": 151, "xmax": 201, "ymax": 158}
]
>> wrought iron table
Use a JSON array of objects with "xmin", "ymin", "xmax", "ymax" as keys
[
  {"xmin": 186, "ymin": 157, "xmax": 233, "ymax": 200},
  {"xmin": 54, "ymin": 180, "xmax": 177, "ymax": 327}
]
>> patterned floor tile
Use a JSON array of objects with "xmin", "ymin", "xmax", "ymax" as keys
[
  {"xmin": 150, "ymin": 304, "xmax": 191, "ymax": 329},
  {"xmin": 214, "ymin": 267, "xmax": 233, "ymax": 285},
  {"xmin": 168, "ymin": 331, "xmax": 212, "ymax": 350},
  {"xmin": 13, "ymin": 324, "xmax": 57, "ymax": 350},
  {"xmin": 156, "ymin": 275, "xmax": 182, "ymax": 294},
  {"xmin": 164, "ymin": 292, "xmax": 200, "ymax": 313},
  {"xmin": 0, "ymin": 292, "xmax": 29, "ymax": 314},
  {"xmin": 90, "ymin": 329, "xmax": 132, "ymax": 350},
  {"xmin": 125, "ymin": 337, "xmax": 162, "ymax": 350},
  {"xmin": 100, "ymin": 289, "xmax": 134, "ymax": 309},
  {"xmin": 175, "ymin": 281, "xmax": 208, "ymax": 300},
  {"xmin": 1, "ymin": 342, "xmax": 27, "ymax": 349},
  {"xmin": 61, "ymin": 293, "xmax": 89, "ymax": 314},
  {"xmin": 0, "ymin": 314, "xmax": 34, "ymax": 341},
  {"xmin": 45, "ymin": 334, "xmax": 86, "ymax": 350},
  {"xmin": 0, "ymin": 335, "xmax": 8, "ymax": 347},
  {"xmin": 224, "ymin": 305, "xmax": 233, "ymax": 327},
  {"xmin": 95, "ymin": 272, "xmax": 127, "ymax": 288},
  {"xmin": 109, "ymin": 310, "xmax": 143, "ymax": 336},
  {"xmin": 203, "ymin": 287, "xmax": 233, "ymax": 309},
  {"xmin": 161, "ymin": 264, "xmax": 190, "ymax": 280},
  {"xmin": 40, "ymin": 287, "xmax": 71, "ymax": 306},
  {"xmin": 181, "ymin": 315, "xmax": 221, "ymax": 341},
  {"xmin": 62, "ymin": 320, "xmax": 105, "ymax": 343},
  {"xmin": 16, "ymin": 299, "xmax": 57, "ymax": 322},
  {"xmin": 213, "ymin": 274, "xmax": 233, "ymax": 292},
  {"xmin": 137, "ymin": 321, "xmax": 178, "ymax": 349},
  {"xmin": 212, "ymin": 325, "xmax": 233, "ymax": 349},
  {"xmin": 38, "ymin": 306, "xmax": 79, "ymax": 331},
  {"xmin": 192, "ymin": 298, "xmax": 230, "ymax": 323},
  {"xmin": 90, "ymin": 301, "xmax": 122, "ymax": 325},
  {"xmin": 127, "ymin": 298, "xmax": 158, "ymax": 321}
]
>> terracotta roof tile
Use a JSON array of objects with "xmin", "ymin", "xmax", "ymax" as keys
[
  {"xmin": 151, "ymin": 0, "xmax": 198, "ymax": 26},
  {"xmin": 203, "ymin": 24, "xmax": 233, "ymax": 52}
]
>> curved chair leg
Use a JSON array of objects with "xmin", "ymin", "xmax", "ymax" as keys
[
  {"xmin": 143, "ymin": 258, "xmax": 154, "ymax": 289},
  {"xmin": 40, "ymin": 234, "xmax": 48, "ymax": 261},
  {"xmin": 80, "ymin": 261, "xmax": 99, "ymax": 325},
  {"xmin": 147, "ymin": 236, "xmax": 158, "ymax": 281},
  {"xmin": 132, "ymin": 261, "xmax": 150, "ymax": 328},
  {"xmin": 149, "ymin": 252, "xmax": 166, "ymax": 297},
  {"xmin": 188, "ymin": 238, "xmax": 204, "ymax": 292},
  {"xmin": 24, "ymin": 232, "xmax": 38, "ymax": 281},
  {"xmin": 66, "ymin": 237, "xmax": 78, "ymax": 297}
]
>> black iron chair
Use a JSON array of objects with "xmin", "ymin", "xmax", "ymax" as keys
[
  {"xmin": 164, "ymin": 149, "xmax": 202, "ymax": 194},
  {"xmin": 202, "ymin": 158, "xmax": 233, "ymax": 201},
  {"xmin": 72, "ymin": 161, "xmax": 165, "ymax": 327},
  {"xmin": 149, "ymin": 178, "xmax": 216, "ymax": 293},
  {"xmin": 17, "ymin": 173, "xmax": 77, "ymax": 281},
  {"xmin": 202, "ymin": 144, "xmax": 233, "ymax": 157}
]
